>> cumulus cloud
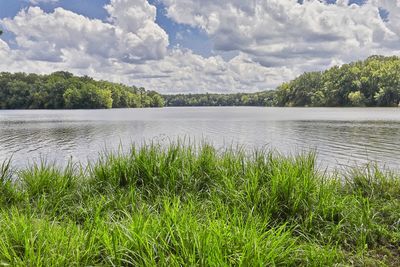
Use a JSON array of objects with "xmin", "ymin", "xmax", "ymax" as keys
[
  {"xmin": 162, "ymin": 0, "xmax": 400, "ymax": 69},
  {"xmin": 127, "ymin": 50, "xmax": 295, "ymax": 93},
  {"xmin": 1, "ymin": 0, "xmax": 400, "ymax": 93},
  {"xmin": 1, "ymin": 1, "xmax": 168, "ymax": 63},
  {"xmin": 0, "ymin": 39, "xmax": 10, "ymax": 58},
  {"xmin": 0, "ymin": 0, "xmax": 290, "ymax": 93},
  {"xmin": 0, "ymin": 44, "xmax": 292, "ymax": 93}
]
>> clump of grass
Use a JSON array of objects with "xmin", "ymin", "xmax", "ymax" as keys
[
  {"xmin": 0, "ymin": 142, "xmax": 399, "ymax": 266},
  {"xmin": 0, "ymin": 158, "xmax": 19, "ymax": 206},
  {"xmin": 345, "ymin": 164, "xmax": 400, "ymax": 199}
]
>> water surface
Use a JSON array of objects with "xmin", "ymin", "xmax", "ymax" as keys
[{"xmin": 1, "ymin": 107, "xmax": 400, "ymax": 170}]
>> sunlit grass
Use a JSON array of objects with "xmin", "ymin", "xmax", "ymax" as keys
[{"xmin": 0, "ymin": 143, "xmax": 399, "ymax": 266}]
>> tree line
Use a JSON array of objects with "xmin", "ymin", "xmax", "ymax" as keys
[
  {"xmin": 164, "ymin": 56, "xmax": 400, "ymax": 107},
  {"xmin": 1, "ymin": 55, "xmax": 399, "ymax": 109},
  {"xmin": 163, "ymin": 91, "xmax": 276, "ymax": 107},
  {"xmin": 275, "ymin": 55, "xmax": 400, "ymax": 107},
  {"xmin": 0, "ymin": 72, "xmax": 164, "ymax": 109}
]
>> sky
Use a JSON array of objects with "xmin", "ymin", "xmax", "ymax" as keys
[{"xmin": 0, "ymin": 0, "xmax": 399, "ymax": 94}]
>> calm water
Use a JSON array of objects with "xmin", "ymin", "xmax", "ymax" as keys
[{"xmin": 1, "ymin": 107, "xmax": 400, "ymax": 170}]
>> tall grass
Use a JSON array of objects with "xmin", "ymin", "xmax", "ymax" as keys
[{"xmin": 0, "ymin": 143, "xmax": 399, "ymax": 266}]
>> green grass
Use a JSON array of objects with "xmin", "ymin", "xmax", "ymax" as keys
[{"xmin": 1, "ymin": 143, "xmax": 400, "ymax": 266}]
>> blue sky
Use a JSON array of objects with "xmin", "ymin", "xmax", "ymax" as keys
[
  {"xmin": 0, "ymin": 0, "xmax": 398, "ymax": 93},
  {"xmin": 0, "ymin": 0, "xmax": 213, "ymax": 57},
  {"xmin": 0, "ymin": 0, "xmax": 376, "ymax": 57}
]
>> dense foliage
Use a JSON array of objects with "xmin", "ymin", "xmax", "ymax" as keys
[
  {"xmin": 164, "ymin": 56, "xmax": 400, "ymax": 107},
  {"xmin": 0, "ymin": 72, "xmax": 164, "ymax": 109},
  {"xmin": 1, "ymin": 143, "xmax": 400, "ymax": 266},
  {"xmin": 2, "ymin": 55, "xmax": 400, "ymax": 109},
  {"xmin": 275, "ymin": 55, "xmax": 400, "ymax": 107},
  {"xmin": 164, "ymin": 91, "xmax": 276, "ymax": 107}
]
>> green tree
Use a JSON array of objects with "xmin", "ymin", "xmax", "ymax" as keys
[
  {"xmin": 273, "ymin": 55, "xmax": 400, "ymax": 107},
  {"xmin": 63, "ymin": 84, "xmax": 112, "ymax": 109},
  {"xmin": 63, "ymin": 87, "xmax": 83, "ymax": 108},
  {"xmin": 0, "ymin": 72, "xmax": 151, "ymax": 109},
  {"xmin": 150, "ymin": 94, "xmax": 165, "ymax": 107},
  {"xmin": 241, "ymin": 95, "xmax": 250, "ymax": 105},
  {"xmin": 6, "ymin": 80, "xmax": 32, "ymax": 108},
  {"xmin": 348, "ymin": 91, "xmax": 366, "ymax": 106}
]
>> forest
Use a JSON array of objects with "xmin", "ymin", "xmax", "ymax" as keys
[
  {"xmin": 163, "ymin": 91, "xmax": 275, "ymax": 107},
  {"xmin": 1, "ymin": 55, "xmax": 400, "ymax": 108},
  {"xmin": 164, "ymin": 55, "xmax": 400, "ymax": 107},
  {"xmin": 0, "ymin": 72, "xmax": 164, "ymax": 109},
  {"xmin": 275, "ymin": 55, "xmax": 400, "ymax": 107}
]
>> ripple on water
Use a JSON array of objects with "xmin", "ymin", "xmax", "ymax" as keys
[{"xmin": 1, "ymin": 107, "xmax": 400, "ymax": 170}]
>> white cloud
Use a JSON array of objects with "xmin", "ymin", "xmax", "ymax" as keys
[
  {"xmin": 129, "ymin": 50, "xmax": 295, "ymax": 93},
  {"xmin": 0, "ymin": 39, "xmax": 10, "ymax": 58},
  {"xmin": 0, "ymin": 44, "xmax": 292, "ymax": 93},
  {"xmin": 29, "ymin": 0, "xmax": 59, "ymax": 4},
  {"xmin": 1, "ymin": 0, "xmax": 400, "ymax": 94},
  {"xmin": 0, "ymin": 0, "xmax": 290, "ymax": 93},
  {"xmin": 162, "ymin": 0, "xmax": 400, "ymax": 69},
  {"xmin": 1, "ymin": 2, "xmax": 168, "ymax": 63}
]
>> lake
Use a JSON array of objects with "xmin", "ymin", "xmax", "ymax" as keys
[{"xmin": 1, "ymin": 107, "xmax": 400, "ymax": 170}]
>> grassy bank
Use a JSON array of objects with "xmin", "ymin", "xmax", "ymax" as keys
[{"xmin": 0, "ymin": 143, "xmax": 399, "ymax": 266}]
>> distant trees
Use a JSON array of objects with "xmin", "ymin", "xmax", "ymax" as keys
[
  {"xmin": 275, "ymin": 55, "xmax": 400, "ymax": 107},
  {"xmin": 275, "ymin": 72, "xmax": 323, "ymax": 107},
  {"xmin": 348, "ymin": 91, "xmax": 366, "ymax": 107},
  {"xmin": 165, "ymin": 56, "xmax": 400, "ymax": 108},
  {"xmin": 0, "ymin": 72, "xmax": 164, "ymax": 109},
  {"xmin": 147, "ymin": 91, "xmax": 165, "ymax": 107},
  {"xmin": 2, "ymin": 56, "xmax": 399, "ymax": 109},
  {"xmin": 63, "ymin": 84, "xmax": 113, "ymax": 109},
  {"xmin": 163, "ymin": 91, "xmax": 276, "ymax": 107}
]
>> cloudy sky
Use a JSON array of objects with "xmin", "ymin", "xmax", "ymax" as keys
[{"xmin": 0, "ymin": 0, "xmax": 399, "ymax": 93}]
